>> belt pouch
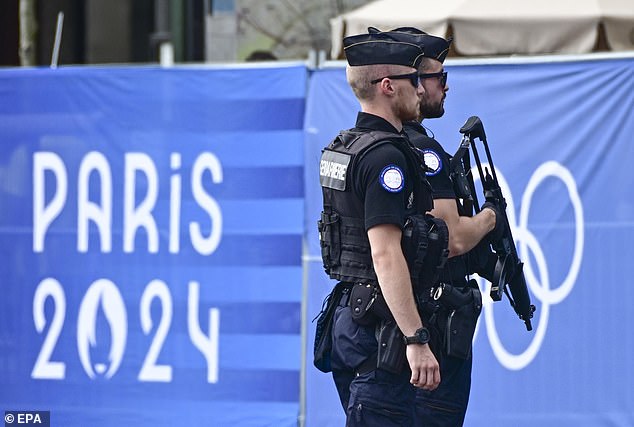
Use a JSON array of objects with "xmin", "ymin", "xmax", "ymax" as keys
[
  {"xmin": 318, "ymin": 212, "xmax": 341, "ymax": 273},
  {"xmin": 313, "ymin": 283, "xmax": 346, "ymax": 373},
  {"xmin": 349, "ymin": 283, "xmax": 378, "ymax": 325},
  {"xmin": 444, "ymin": 281, "xmax": 482, "ymax": 359},
  {"xmin": 376, "ymin": 319, "xmax": 406, "ymax": 374}
]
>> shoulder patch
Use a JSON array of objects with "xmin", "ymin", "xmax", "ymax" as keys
[
  {"xmin": 379, "ymin": 165, "xmax": 404, "ymax": 193},
  {"xmin": 422, "ymin": 150, "xmax": 442, "ymax": 176}
]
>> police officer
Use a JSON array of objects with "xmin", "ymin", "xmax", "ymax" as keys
[
  {"xmin": 373, "ymin": 27, "xmax": 500, "ymax": 426},
  {"xmin": 317, "ymin": 31, "xmax": 442, "ymax": 426}
]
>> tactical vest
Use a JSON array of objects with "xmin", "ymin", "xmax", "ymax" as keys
[
  {"xmin": 318, "ymin": 129, "xmax": 443, "ymax": 285},
  {"xmin": 405, "ymin": 125, "xmax": 471, "ymax": 285}
]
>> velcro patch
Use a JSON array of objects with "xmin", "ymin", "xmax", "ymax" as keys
[
  {"xmin": 423, "ymin": 150, "xmax": 442, "ymax": 176},
  {"xmin": 320, "ymin": 150, "xmax": 350, "ymax": 191},
  {"xmin": 380, "ymin": 165, "xmax": 404, "ymax": 192}
]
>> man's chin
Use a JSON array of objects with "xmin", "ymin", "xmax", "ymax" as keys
[{"xmin": 420, "ymin": 111, "xmax": 444, "ymax": 120}]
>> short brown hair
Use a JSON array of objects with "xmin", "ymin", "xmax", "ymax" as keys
[{"xmin": 346, "ymin": 64, "xmax": 413, "ymax": 101}]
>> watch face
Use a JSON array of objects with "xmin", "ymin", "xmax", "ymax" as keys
[
  {"xmin": 405, "ymin": 327, "xmax": 431, "ymax": 345},
  {"xmin": 416, "ymin": 327, "xmax": 430, "ymax": 343}
]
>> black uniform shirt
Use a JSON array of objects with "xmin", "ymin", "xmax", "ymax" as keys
[
  {"xmin": 351, "ymin": 112, "xmax": 416, "ymax": 231},
  {"xmin": 404, "ymin": 121, "xmax": 455, "ymax": 200}
]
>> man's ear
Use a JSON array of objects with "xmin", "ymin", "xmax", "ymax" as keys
[{"xmin": 379, "ymin": 78, "xmax": 395, "ymax": 95}]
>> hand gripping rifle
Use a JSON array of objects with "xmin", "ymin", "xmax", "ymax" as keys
[{"xmin": 453, "ymin": 116, "xmax": 536, "ymax": 331}]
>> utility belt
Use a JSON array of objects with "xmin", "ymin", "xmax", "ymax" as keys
[
  {"xmin": 313, "ymin": 278, "xmax": 482, "ymax": 376},
  {"xmin": 338, "ymin": 286, "xmax": 351, "ymax": 307},
  {"xmin": 346, "ymin": 279, "xmax": 483, "ymax": 364}
]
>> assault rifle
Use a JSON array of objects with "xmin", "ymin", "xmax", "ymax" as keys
[{"xmin": 452, "ymin": 116, "xmax": 535, "ymax": 331}]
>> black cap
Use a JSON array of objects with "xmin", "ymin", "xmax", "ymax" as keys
[
  {"xmin": 343, "ymin": 32, "xmax": 425, "ymax": 68},
  {"xmin": 368, "ymin": 26, "xmax": 452, "ymax": 63}
]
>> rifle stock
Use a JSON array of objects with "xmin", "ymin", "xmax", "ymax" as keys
[{"xmin": 458, "ymin": 116, "xmax": 536, "ymax": 331}]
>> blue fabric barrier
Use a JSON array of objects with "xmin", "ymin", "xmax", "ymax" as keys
[
  {"xmin": 0, "ymin": 65, "xmax": 307, "ymax": 426},
  {"xmin": 1, "ymin": 55, "xmax": 634, "ymax": 426}
]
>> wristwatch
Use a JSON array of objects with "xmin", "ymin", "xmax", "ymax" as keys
[{"xmin": 403, "ymin": 327, "xmax": 431, "ymax": 345}]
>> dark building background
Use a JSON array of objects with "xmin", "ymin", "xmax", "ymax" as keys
[
  {"xmin": 0, "ymin": 0, "xmax": 20, "ymax": 65},
  {"xmin": 1, "ymin": 0, "xmax": 378, "ymax": 67},
  {"xmin": 0, "ymin": 0, "xmax": 207, "ymax": 67}
]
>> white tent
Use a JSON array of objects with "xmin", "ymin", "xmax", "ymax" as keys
[{"xmin": 330, "ymin": 0, "xmax": 634, "ymax": 58}]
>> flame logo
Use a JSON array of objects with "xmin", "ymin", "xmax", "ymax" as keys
[{"xmin": 77, "ymin": 279, "xmax": 127, "ymax": 379}]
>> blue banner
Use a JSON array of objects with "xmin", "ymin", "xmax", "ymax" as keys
[
  {"xmin": 2, "ymin": 54, "xmax": 634, "ymax": 426},
  {"xmin": 0, "ymin": 65, "xmax": 307, "ymax": 426}
]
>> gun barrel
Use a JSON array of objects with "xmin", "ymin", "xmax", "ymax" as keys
[{"xmin": 508, "ymin": 263, "xmax": 535, "ymax": 331}]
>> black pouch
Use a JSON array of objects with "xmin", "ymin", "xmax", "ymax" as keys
[
  {"xmin": 401, "ymin": 214, "xmax": 449, "ymax": 293},
  {"xmin": 401, "ymin": 214, "xmax": 429, "ymax": 285},
  {"xmin": 317, "ymin": 211, "xmax": 341, "ymax": 275},
  {"xmin": 376, "ymin": 319, "xmax": 407, "ymax": 374},
  {"xmin": 313, "ymin": 283, "xmax": 347, "ymax": 373},
  {"xmin": 443, "ymin": 281, "xmax": 482, "ymax": 359},
  {"xmin": 349, "ymin": 283, "xmax": 378, "ymax": 325},
  {"xmin": 349, "ymin": 283, "xmax": 392, "ymax": 325}
]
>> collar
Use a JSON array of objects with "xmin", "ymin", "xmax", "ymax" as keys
[
  {"xmin": 355, "ymin": 112, "xmax": 401, "ymax": 134},
  {"xmin": 403, "ymin": 121, "xmax": 428, "ymax": 136}
]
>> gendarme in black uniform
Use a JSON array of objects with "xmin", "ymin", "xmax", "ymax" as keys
[
  {"xmin": 318, "ymin": 111, "xmax": 435, "ymax": 425},
  {"xmin": 313, "ymin": 29, "xmax": 450, "ymax": 427},
  {"xmin": 405, "ymin": 122, "xmax": 472, "ymax": 286}
]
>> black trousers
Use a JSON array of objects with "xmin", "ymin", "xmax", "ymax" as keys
[
  {"xmin": 330, "ymin": 305, "xmax": 417, "ymax": 426},
  {"xmin": 415, "ymin": 352, "xmax": 472, "ymax": 426}
]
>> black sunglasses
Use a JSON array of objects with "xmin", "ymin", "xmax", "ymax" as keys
[
  {"xmin": 370, "ymin": 71, "xmax": 420, "ymax": 88},
  {"xmin": 419, "ymin": 71, "xmax": 448, "ymax": 87}
]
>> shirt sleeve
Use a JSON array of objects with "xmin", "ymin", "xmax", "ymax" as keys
[
  {"xmin": 407, "ymin": 129, "xmax": 456, "ymax": 200},
  {"xmin": 353, "ymin": 144, "xmax": 410, "ymax": 231},
  {"xmin": 422, "ymin": 148, "xmax": 455, "ymax": 200}
]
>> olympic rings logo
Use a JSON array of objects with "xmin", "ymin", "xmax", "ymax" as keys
[{"xmin": 472, "ymin": 161, "xmax": 584, "ymax": 370}]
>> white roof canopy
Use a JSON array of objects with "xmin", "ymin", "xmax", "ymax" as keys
[{"xmin": 330, "ymin": 0, "xmax": 634, "ymax": 58}]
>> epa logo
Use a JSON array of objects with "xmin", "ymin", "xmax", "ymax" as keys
[{"xmin": 4, "ymin": 411, "xmax": 50, "ymax": 426}]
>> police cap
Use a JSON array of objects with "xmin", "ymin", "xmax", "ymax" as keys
[
  {"xmin": 343, "ymin": 32, "xmax": 425, "ymax": 68},
  {"xmin": 368, "ymin": 26, "xmax": 452, "ymax": 64}
]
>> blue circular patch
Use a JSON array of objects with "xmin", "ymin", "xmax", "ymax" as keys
[
  {"xmin": 423, "ymin": 150, "xmax": 442, "ymax": 176},
  {"xmin": 379, "ymin": 165, "xmax": 404, "ymax": 193}
]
